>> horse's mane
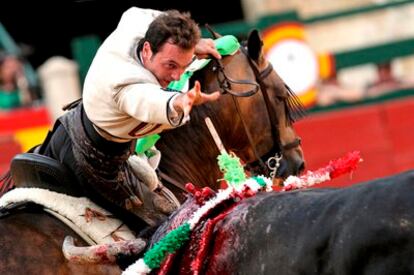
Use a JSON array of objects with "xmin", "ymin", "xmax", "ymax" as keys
[{"xmin": 284, "ymin": 83, "xmax": 307, "ymax": 124}]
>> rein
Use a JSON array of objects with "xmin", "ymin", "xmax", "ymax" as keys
[
  {"xmin": 159, "ymin": 45, "xmax": 301, "ymax": 191},
  {"xmin": 212, "ymin": 47, "xmax": 301, "ymax": 178}
]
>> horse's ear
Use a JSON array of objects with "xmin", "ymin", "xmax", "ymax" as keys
[
  {"xmin": 205, "ymin": 24, "xmax": 221, "ymax": 39},
  {"xmin": 247, "ymin": 29, "xmax": 263, "ymax": 61}
]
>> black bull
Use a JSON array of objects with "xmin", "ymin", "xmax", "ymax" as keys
[{"xmin": 150, "ymin": 170, "xmax": 414, "ymax": 274}]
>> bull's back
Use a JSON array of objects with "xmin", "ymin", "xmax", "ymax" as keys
[{"xmin": 206, "ymin": 170, "xmax": 414, "ymax": 274}]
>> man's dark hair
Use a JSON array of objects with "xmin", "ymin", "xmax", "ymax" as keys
[{"xmin": 143, "ymin": 10, "xmax": 201, "ymax": 55}]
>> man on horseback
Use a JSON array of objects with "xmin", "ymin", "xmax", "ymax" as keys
[{"xmin": 35, "ymin": 7, "xmax": 221, "ymax": 229}]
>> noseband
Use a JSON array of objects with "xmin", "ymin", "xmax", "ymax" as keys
[{"xmin": 211, "ymin": 47, "xmax": 301, "ymax": 178}]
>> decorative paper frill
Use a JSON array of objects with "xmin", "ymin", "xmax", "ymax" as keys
[
  {"xmin": 282, "ymin": 151, "xmax": 361, "ymax": 191},
  {"xmin": 122, "ymin": 151, "xmax": 362, "ymax": 275}
]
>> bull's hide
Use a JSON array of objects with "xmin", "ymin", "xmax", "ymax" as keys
[{"xmin": 152, "ymin": 170, "xmax": 414, "ymax": 275}]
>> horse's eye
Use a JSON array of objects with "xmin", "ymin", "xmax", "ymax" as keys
[{"xmin": 275, "ymin": 96, "xmax": 285, "ymax": 102}]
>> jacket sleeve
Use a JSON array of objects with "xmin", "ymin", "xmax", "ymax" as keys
[{"xmin": 114, "ymin": 83, "xmax": 182, "ymax": 126}]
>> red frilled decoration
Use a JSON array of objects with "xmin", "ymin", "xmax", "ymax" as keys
[
  {"xmin": 282, "ymin": 151, "xmax": 362, "ymax": 191},
  {"xmin": 329, "ymin": 151, "xmax": 361, "ymax": 179}
]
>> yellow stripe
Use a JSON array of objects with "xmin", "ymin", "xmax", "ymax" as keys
[
  {"xmin": 263, "ymin": 26, "xmax": 305, "ymax": 53},
  {"xmin": 318, "ymin": 52, "xmax": 335, "ymax": 79},
  {"xmin": 298, "ymin": 88, "xmax": 317, "ymax": 107},
  {"xmin": 14, "ymin": 126, "xmax": 50, "ymax": 152}
]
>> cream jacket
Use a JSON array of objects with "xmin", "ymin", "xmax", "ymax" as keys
[{"xmin": 83, "ymin": 7, "xmax": 183, "ymax": 142}]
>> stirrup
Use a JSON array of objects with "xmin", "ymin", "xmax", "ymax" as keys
[
  {"xmin": 10, "ymin": 153, "xmax": 81, "ymax": 196},
  {"xmin": 155, "ymin": 184, "xmax": 180, "ymax": 207},
  {"xmin": 152, "ymin": 183, "xmax": 181, "ymax": 215}
]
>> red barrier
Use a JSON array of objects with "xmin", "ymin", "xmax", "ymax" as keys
[
  {"xmin": 0, "ymin": 135, "xmax": 21, "ymax": 174},
  {"xmin": 1, "ymin": 101, "xmax": 412, "ymax": 183},
  {"xmin": 0, "ymin": 106, "xmax": 51, "ymax": 134},
  {"xmin": 295, "ymin": 98, "xmax": 414, "ymax": 187},
  {"xmin": 0, "ymin": 106, "xmax": 51, "ymax": 174}
]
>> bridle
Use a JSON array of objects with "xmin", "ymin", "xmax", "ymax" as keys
[
  {"xmin": 158, "ymin": 45, "xmax": 302, "ymax": 192},
  {"xmin": 211, "ymin": 46, "xmax": 301, "ymax": 178},
  {"xmin": 213, "ymin": 57, "xmax": 260, "ymax": 97}
]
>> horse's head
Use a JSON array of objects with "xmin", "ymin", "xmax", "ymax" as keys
[{"xmin": 196, "ymin": 29, "xmax": 305, "ymax": 180}]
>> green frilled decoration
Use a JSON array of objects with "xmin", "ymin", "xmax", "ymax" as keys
[
  {"xmin": 217, "ymin": 152, "xmax": 246, "ymax": 187},
  {"xmin": 143, "ymin": 223, "xmax": 191, "ymax": 269}
]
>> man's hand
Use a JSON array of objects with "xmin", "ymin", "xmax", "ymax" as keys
[
  {"xmin": 173, "ymin": 81, "xmax": 220, "ymax": 115},
  {"xmin": 194, "ymin": 38, "xmax": 221, "ymax": 60}
]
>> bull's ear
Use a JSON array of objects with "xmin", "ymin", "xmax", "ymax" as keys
[{"xmin": 247, "ymin": 29, "xmax": 263, "ymax": 61}]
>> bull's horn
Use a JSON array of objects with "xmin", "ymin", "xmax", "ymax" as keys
[{"xmin": 62, "ymin": 236, "xmax": 147, "ymax": 264}]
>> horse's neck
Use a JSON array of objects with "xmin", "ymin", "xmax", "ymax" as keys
[
  {"xmin": 158, "ymin": 73, "xmax": 237, "ymax": 191},
  {"xmin": 158, "ymin": 108, "xmax": 222, "ymax": 190}
]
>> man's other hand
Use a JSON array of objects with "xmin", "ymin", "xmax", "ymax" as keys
[{"xmin": 195, "ymin": 38, "xmax": 221, "ymax": 60}]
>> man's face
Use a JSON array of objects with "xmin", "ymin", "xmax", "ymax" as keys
[{"xmin": 142, "ymin": 41, "xmax": 194, "ymax": 88}]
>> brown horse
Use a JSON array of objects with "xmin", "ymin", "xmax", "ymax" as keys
[
  {"xmin": 157, "ymin": 30, "xmax": 305, "ymax": 199},
  {"xmin": 0, "ymin": 30, "xmax": 305, "ymax": 274},
  {"xmin": 0, "ymin": 209, "xmax": 123, "ymax": 274}
]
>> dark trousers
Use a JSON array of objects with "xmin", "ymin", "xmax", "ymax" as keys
[{"xmin": 43, "ymin": 124, "xmax": 79, "ymax": 180}]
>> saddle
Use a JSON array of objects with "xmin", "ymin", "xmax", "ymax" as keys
[
  {"xmin": 10, "ymin": 152, "xmax": 82, "ymax": 196},
  {"xmin": 9, "ymin": 150, "xmax": 180, "ymax": 226}
]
